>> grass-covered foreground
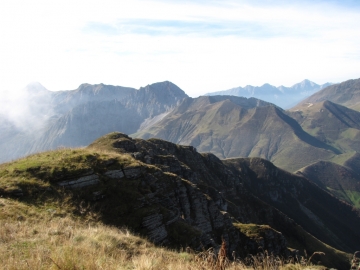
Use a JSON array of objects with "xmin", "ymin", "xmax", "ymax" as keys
[{"xmin": 0, "ymin": 197, "xmax": 330, "ymax": 270}]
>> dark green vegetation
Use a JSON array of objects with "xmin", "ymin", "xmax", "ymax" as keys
[{"xmin": 1, "ymin": 132, "xmax": 358, "ymax": 269}]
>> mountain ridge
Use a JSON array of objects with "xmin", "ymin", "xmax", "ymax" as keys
[
  {"xmin": 0, "ymin": 81, "xmax": 188, "ymax": 163},
  {"xmin": 292, "ymin": 78, "xmax": 360, "ymax": 110},
  {"xmin": 134, "ymin": 95, "xmax": 337, "ymax": 172},
  {"xmin": 205, "ymin": 79, "xmax": 332, "ymax": 109}
]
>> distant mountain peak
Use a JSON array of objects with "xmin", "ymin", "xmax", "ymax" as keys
[
  {"xmin": 291, "ymin": 79, "xmax": 318, "ymax": 90},
  {"xmin": 139, "ymin": 81, "xmax": 188, "ymax": 99},
  {"xmin": 205, "ymin": 79, "xmax": 332, "ymax": 109},
  {"xmin": 24, "ymin": 82, "xmax": 48, "ymax": 94},
  {"xmin": 292, "ymin": 77, "xmax": 360, "ymax": 110}
]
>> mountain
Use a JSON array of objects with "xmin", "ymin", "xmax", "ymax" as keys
[
  {"xmin": 134, "ymin": 95, "xmax": 338, "ymax": 172},
  {"xmin": 0, "ymin": 81, "xmax": 187, "ymax": 163},
  {"xmin": 205, "ymin": 79, "xmax": 331, "ymax": 109},
  {"xmin": 296, "ymin": 160, "xmax": 360, "ymax": 208},
  {"xmin": 293, "ymin": 78, "xmax": 360, "ymax": 110},
  {"xmin": 342, "ymin": 152, "xmax": 360, "ymax": 175},
  {"xmin": 1, "ymin": 132, "xmax": 358, "ymax": 269},
  {"xmin": 50, "ymin": 83, "xmax": 135, "ymax": 115},
  {"xmin": 288, "ymin": 100, "xmax": 360, "ymax": 153}
]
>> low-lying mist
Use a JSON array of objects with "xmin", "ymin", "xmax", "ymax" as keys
[{"xmin": 0, "ymin": 82, "xmax": 54, "ymax": 133}]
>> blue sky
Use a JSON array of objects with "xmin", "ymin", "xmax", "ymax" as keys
[{"xmin": 0, "ymin": 0, "xmax": 360, "ymax": 97}]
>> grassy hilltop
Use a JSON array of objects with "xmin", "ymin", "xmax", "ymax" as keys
[{"xmin": 0, "ymin": 133, "xmax": 357, "ymax": 269}]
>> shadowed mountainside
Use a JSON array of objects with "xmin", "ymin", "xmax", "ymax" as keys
[{"xmin": 297, "ymin": 160, "xmax": 360, "ymax": 208}]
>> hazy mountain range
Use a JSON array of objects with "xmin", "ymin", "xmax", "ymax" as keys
[
  {"xmin": 205, "ymin": 79, "xmax": 332, "ymax": 108},
  {"xmin": 0, "ymin": 81, "xmax": 187, "ymax": 162}
]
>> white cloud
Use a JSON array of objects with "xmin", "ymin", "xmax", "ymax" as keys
[{"xmin": 0, "ymin": 0, "xmax": 359, "ymax": 98}]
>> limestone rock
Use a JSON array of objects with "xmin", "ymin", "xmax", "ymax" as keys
[{"xmin": 57, "ymin": 174, "xmax": 100, "ymax": 189}]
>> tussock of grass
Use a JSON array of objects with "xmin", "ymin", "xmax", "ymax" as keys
[
  {"xmin": 233, "ymin": 223, "xmax": 273, "ymax": 238},
  {"xmin": 0, "ymin": 198, "xmax": 185, "ymax": 270},
  {"xmin": 0, "ymin": 147, "xmax": 137, "ymax": 195}
]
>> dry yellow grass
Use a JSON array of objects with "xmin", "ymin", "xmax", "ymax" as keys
[
  {"xmin": 0, "ymin": 196, "xmax": 325, "ymax": 270},
  {"xmin": 0, "ymin": 143, "xmax": 330, "ymax": 270}
]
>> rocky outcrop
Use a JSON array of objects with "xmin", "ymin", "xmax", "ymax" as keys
[
  {"xmin": 2, "ymin": 131, "xmax": 357, "ymax": 268},
  {"xmin": 57, "ymin": 172, "xmax": 100, "ymax": 189},
  {"xmin": 86, "ymin": 132, "xmax": 359, "ymax": 269},
  {"xmin": 104, "ymin": 170, "xmax": 124, "ymax": 179}
]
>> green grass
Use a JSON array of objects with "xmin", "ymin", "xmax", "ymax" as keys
[
  {"xmin": 0, "ymin": 197, "xmax": 327, "ymax": 270},
  {"xmin": 233, "ymin": 223, "xmax": 273, "ymax": 238},
  {"xmin": 329, "ymin": 152, "xmax": 357, "ymax": 166},
  {"xmin": 0, "ymin": 147, "xmax": 136, "ymax": 194},
  {"xmin": 339, "ymin": 128, "xmax": 360, "ymax": 140},
  {"xmin": 325, "ymin": 187, "xmax": 360, "ymax": 208},
  {"xmin": 345, "ymin": 190, "xmax": 360, "ymax": 208}
]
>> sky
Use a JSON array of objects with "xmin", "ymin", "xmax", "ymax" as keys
[{"xmin": 0, "ymin": 0, "xmax": 360, "ymax": 97}]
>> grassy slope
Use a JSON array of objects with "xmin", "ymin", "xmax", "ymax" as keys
[
  {"xmin": 1, "ymin": 197, "xmax": 328, "ymax": 270},
  {"xmin": 297, "ymin": 152, "xmax": 360, "ymax": 208},
  {"xmin": 134, "ymin": 98, "xmax": 336, "ymax": 172},
  {"xmin": 2, "ymin": 197, "xmax": 237, "ymax": 270},
  {"xmin": 0, "ymin": 147, "xmax": 209, "ymax": 269},
  {"xmin": 0, "ymin": 146, "xmax": 328, "ymax": 270},
  {"xmin": 289, "ymin": 101, "xmax": 360, "ymax": 154},
  {"xmin": 292, "ymin": 78, "xmax": 360, "ymax": 110}
]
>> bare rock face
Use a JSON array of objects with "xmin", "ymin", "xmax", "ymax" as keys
[
  {"xmin": 84, "ymin": 133, "xmax": 291, "ymax": 257},
  {"xmin": 57, "ymin": 173, "xmax": 100, "ymax": 189},
  {"xmin": 38, "ymin": 133, "xmax": 281, "ymax": 257},
  {"xmin": 142, "ymin": 213, "xmax": 168, "ymax": 244},
  {"xmin": 104, "ymin": 170, "xmax": 124, "ymax": 179}
]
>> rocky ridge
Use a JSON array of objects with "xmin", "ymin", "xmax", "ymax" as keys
[
  {"xmin": 292, "ymin": 78, "xmax": 360, "ymax": 111},
  {"xmin": 1, "ymin": 132, "xmax": 357, "ymax": 268},
  {"xmin": 89, "ymin": 132, "xmax": 356, "ymax": 268}
]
